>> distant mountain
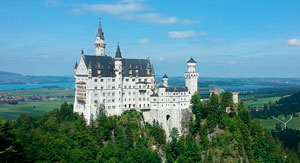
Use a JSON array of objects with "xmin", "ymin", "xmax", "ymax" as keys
[
  {"xmin": 0, "ymin": 71, "xmax": 74, "ymax": 85},
  {"xmin": 0, "ymin": 71, "xmax": 22, "ymax": 76}
]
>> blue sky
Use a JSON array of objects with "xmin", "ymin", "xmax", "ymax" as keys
[{"xmin": 1, "ymin": 0, "xmax": 300, "ymax": 77}]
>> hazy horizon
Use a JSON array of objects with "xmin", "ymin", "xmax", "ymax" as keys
[{"xmin": 1, "ymin": 0, "xmax": 300, "ymax": 78}]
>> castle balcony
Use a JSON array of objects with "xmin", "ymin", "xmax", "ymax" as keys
[{"xmin": 77, "ymin": 95, "xmax": 86, "ymax": 103}]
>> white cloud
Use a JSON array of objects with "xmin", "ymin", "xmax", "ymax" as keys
[
  {"xmin": 74, "ymin": 2, "xmax": 198, "ymax": 25},
  {"xmin": 228, "ymin": 61, "xmax": 237, "ymax": 64},
  {"xmin": 180, "ymin": 19, "xmax": 200, "ymax": 25},
  {"xmin": 71, "ymin": 8, "xmax": 85, "ymax": 15},
  {"xmin": 80, "ymin": 3, "xmax": 147, "ymax": 14},
  {"xmin": 138, "ymin": 38, "xmax": 149, "ymax": 44},
  {"xmin": 199, "ymin": 31, "xmax": 208, "ymax": 36},
  {"xmin": 44, "ymin": 0, "xmax": 61, "ymax": 7},
  {"xmin": 286, "ymin": 38, "xmax": 300, "ymax": 47},
  {"xmin": 158, "ymin": 57, "xmax": 164, "ymax": 61},
  {"xmin": 168, "ymin": 30, "xmax": 196, "ymax": 39},
  {"xmin": 121, "ymin": 0, "xmax": 146, "ymax": 3},
  {"xmin": 207, "ymin": 39, "xmax": 225, "ymax": 44},
  {"xmin": 122, "ymin": 13, "xmax": 178, "ymax": 25}
]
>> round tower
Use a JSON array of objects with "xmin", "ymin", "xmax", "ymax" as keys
[
  {"xmin": 184, "ymin": 58, "xmax": 199, "ymax": 95},
  {"xmin": 162, "ymin": 74, "xmax": 168, "ymax": 87},
  {"xmin": 94, "ymin": 20, "xmax": 106, "ymax": 56},
  {"xmin": 232, "ymin": 91, "xmax": 239, "ymax": 104},
  {"xmin": 114, "ymin": 43, "xmax": 123, "ymax": 115}
]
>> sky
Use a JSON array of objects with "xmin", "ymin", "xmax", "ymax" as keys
[{"xmin": 1, "ymin": 0, "xmax": 300, "ymax": 78}]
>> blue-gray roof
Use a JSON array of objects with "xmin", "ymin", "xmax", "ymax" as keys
[
  {"xmin": 96, "ymin": 21, "xmax": 105, "ymax": 40},
  {"xmin": 166, "ymin": 86, "xmax": 188, "ymax": 92},
  {"xmin": 82, "ymin": 55, "xmax": 154, "ymax": 77},
  {"xmin": 115, "ymin": 44, "xmax": 122, "ymax": 58},
  {"xmin": 187, "ymin": 58, "xmax": 196, "ymax": 63}
]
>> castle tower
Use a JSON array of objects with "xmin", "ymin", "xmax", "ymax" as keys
[
  {"xmin": 162, "ymin": 74, "xmax": 168, "ymax": 87},
  {"xmin": 94, "ymin": 20, "xmax": 106, "ymax": 56},
  {"xmin": 114, "ymin": 43, "xmax": 123, "ymax": 115},
  {"xmin": 184, "ymin": 58, "xmax": 199, "ymax": 95},
  {"xmin": 232, "ymin": 91, "xmax": 239, "ymax": 104}
]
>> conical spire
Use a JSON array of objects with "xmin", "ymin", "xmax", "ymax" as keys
[
  {"xmin": 81, "ymin": 49, "xmax": 84, "ymax": 55},
  {"xmin": 187, "ymin": 57, "xmax": 196, "ymax": 63},
  {"xmin": 163, "ymin": 74, "xmax": 168, "ymax": 78},
  {"xmin": 96, "ymin": 19, "xmax": 105, "ymax": 40},
  {"xmin": 115, "ymin": 42, "xmax": 122, "ymax": 58},
  {"xmin": 74, "ymin": 61, "xmax": 78, "ymax": 69}
]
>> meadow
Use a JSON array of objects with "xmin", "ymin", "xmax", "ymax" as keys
[
  {"xmin": 258, "ymin": 115, "xmax": 300, "ymax": 130},
  {"xmin": 0, "ymin": 99, "xmax": 73, "ymax": 120},
  {"xmin": 243, "ymin": 96, "xmax": 282, "ymax": 108},
  {"xmin": 4, "ymin": 88, "xmax": 74, "ymax": 97},
  {"xmin": 0, "ymin": 88, "xmax": 74, "ymax": 120}
]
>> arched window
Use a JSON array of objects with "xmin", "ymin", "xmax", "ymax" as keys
[{"xmin": 166, "ymin": 115, "xmax": 170, "ymax": 121}]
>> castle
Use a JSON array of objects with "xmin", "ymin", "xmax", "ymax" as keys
[{"xmin": 73, "ymin": 21, "xmax": 199, "ymax": 137}]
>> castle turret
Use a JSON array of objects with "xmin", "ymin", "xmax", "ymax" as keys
[
  {"xmin": 94, "ymin": 20, "xmax": 106, "ymax": 56},
  {"xmin": 114, "ymin": 43, "xmax": 123, "ymax": 115},
  {"xmin": 162, "ymin": 74, "xmax": 168, "ymax": 87},
  {"xmin": 232, "ymin": 91, "xmax": 239, "ymax": 104},
  {"xmin": 184, "ymin": 58, "xmax": 199, "ymax": 95}
]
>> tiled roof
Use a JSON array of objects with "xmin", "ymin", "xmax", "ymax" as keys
[
  {"xmin": 166, "ymin": 86, "xmax": 188, "ymax": 92},
  {"xmin": 82, "ymin": 55, "xmax": 154, "ymax": 77}
]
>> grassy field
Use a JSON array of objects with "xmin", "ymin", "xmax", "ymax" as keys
[
  {"xmin": 4, "ymin": 88, "xmax": 74, "ymax": 97},
  {"xmin": 243, "ymin": 96, "xmax": 282, "ymax": 109},
  {"xmin": 287, "ymin": 116, "xmax": 300, "ymax": 130},
  {"xmin": 0, "ymin": 88, "xmax": 74, "ymax": 120},
  {"xmin": 259, "ymin": 118, "xmax": 277, "ymax": 130},
  {"xmin": 258, "ymin": 115, "xmax": 300, "ymax": 130},
  {"xmin": 0, "ymin": 99, "xmax": 73, "ymax": 120}
]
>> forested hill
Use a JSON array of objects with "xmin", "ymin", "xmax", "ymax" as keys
[
  {"xmin": 277, "ymin": 91, "xmax": 300, "ymax": 105},
  {"xmin": 0, "ymin": 71, "xmax": 74, "ymax": 85},
  {"xmin": 1, "ymin": 94, "xmax": 299, "ymax": 162},
  {"xmin": 251, "ymin": 91, "xmax": 300, "ymax": 118}
]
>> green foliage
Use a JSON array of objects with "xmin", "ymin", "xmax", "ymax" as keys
[
  {"xmin": 0, "ymin": 104, "xmax": 162, "ymax": 162},
  {"xmin": 165, "ymin": 92, "xmax": 299, "ymax": 162},
  {"xmin": 146, "ymin": 120, "xmax": 166, "ymax": 146}
]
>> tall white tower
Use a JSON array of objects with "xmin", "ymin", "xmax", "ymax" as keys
[
  {"xmin": 232, "ymin": 91, "xmax": 239, "ymax": 104},
  {"xmin": 94, "ymin": 20, "xmax": 106, "ymax": 56},
  {"xmin": 162, "ymin": 74, "xmax": 168, "ymax": 87},
  {"xmin": 184, "ymin": 58, "xmax": 199, "ymax": 95},
  {"xmin": 114, "ymin": 43, "xmax": 123, "ymax": 115}
]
